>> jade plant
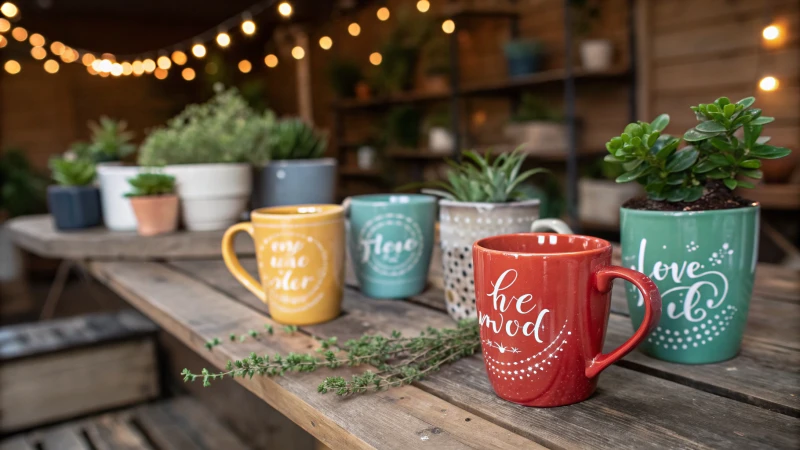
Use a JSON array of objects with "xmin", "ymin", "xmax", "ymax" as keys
[
  {"xmin": 268, "ymin": 118, "xmax": 327, "ymax": 161},
  {"xmin": 49, "ymin": 158, "xmax": 96, "ymax": 186},
  {"xmin": 125, "ymin": 173, "xmax": 176, "ymax": 197},
  {"xmin": 605, "ymin": 96, "xmax": 791, "ymax": 203}
]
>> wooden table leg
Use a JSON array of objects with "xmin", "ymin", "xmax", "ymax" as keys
[{"xmin": 39, "ymin": 259, "xmax": 72, "ymax": 320}]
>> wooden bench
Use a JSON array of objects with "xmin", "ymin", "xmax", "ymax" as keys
[{"xmin": 0, "ymin": 397, "xmax": 251, "ymax": 450}]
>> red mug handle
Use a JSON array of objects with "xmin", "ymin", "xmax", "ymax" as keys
[{"xmin": 585, "ymin": 265, "xmax": 662, "ymax": 378}]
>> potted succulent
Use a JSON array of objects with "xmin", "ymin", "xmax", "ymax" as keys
[
  {"xmin": 606, "ymin": 96, "xmax": 791, "ymax": 364},
  {"xmin": 502, "ymin": 39, "xmax": 543, "ymax": 77},
  {"xmin": 138, "ymin": 86, "xmax": 267, "ymax": 231},
  {"xmin": 125, "ymin": 172, "xmax": 179, "ymax": 236},
  {"xmin": 250, "ymin": 118, "xmax": 333, "ymax": 208},
  {"xmin": 425, "ymin": 109, "xmax": 455, "ymax": 155},
  {"xmin": 570, "ymin": 0, "xmax": 612, "ymax": 71},
  {"xmin": 578, "ymin": 158, "xmax": 642, "ymax": 226},
  {"xmin": 504, "ymin": 93, "xmax": 568, "ymax": 156},
  {"xmin": 47, "ymin": 157, "xmax": 101, "ymax": 230},
  {"xmin": 410, "ymin": 149, "xmax": 548, "ymax": 321}
]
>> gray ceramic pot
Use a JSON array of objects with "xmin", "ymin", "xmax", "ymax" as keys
[
  {"xmin": 252, "ymin": 158, "xmax": 337, "ymax": 208},
  {"xmin": 439, "ymin": 199, "xmax": 541, "ymax": 320}
]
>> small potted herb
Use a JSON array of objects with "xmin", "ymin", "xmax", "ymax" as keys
[
  {"xmin": 250, "ymin": 118, "xmax": 333, "ymax": 208},
  {"xmin": 502, "ymin": 39, "xmax": 543, "ymax": 77},
  {"xmin": 606, "ymin": 96, "xmax": 792, "ymax": 364},
  {"xmin": 407, "ymin": 150, "xmax": 548, "ymax": 320},
  {"xmin": 504, "ymin": 93, "xmax": 567, "ymax": 156},
  {"xmin": 425, "ymin": 108, "xmax": 455, "ymax": 155},
  {"xmin": 125, "ymin": 172, "xmax": 178, "ymax": 236},
  {"xmin": 47, "ymin": 157, "xmax": 101, "ymax": 230},
  {"xmin": 570, "ymin": 0, "xmax": 612, "ymax": 71}
]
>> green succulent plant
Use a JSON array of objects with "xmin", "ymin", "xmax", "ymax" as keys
[
  {"xmin": 70, "ymin": 117, "xmax": 136, "ymax": 163},
  {"xmin": 410, "ymin": 149, "xmax": 548, "ymax": 203},
  {"xmin": 269, "ymin": 118, "xmax": 327, "ymax": 161},
  {"xmin": 125, "ymin": 172, "xmax": 176, "ymax": 197},
  {"xmin": 49, "ymin": 157, "xmax": 96, "ymax": 187},
  {"xmin": 605, "ymin": 96, "xmax": 791, "ymax": 202}
]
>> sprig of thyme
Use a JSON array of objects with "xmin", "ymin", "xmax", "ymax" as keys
[{"xmin": 184, "ymin": 319, "xmax": 480, "ymax": 395}]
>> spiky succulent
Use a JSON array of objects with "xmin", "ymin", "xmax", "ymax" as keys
[
  {"xmin": 125, "ymin": 172, "xmax": 176, "ymax": 197},
  {"xmin": 49, "ymin": 157, "xmax": 96, "ymax": 187},
  {"xmin": 269, "ymin": 118, "xmax": 327, "ymax": 161},
  {"xmin": 70, "ymin": 117, "xmax": 136, "ymax": 163},
  {"xmin": 605, "ymin": 96, "xmax": 791, "ymax": 202}
]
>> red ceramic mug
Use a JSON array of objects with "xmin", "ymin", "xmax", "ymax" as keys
[{"xmin": 473, "ymin": 232, "xmax": 662, "ymax": 407}]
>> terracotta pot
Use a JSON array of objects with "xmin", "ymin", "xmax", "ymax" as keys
[{"xmin": 130, "ymin": 195, "xmax": 179, "ymax": 236}]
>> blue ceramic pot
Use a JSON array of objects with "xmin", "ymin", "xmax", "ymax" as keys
[
  {"xmin": 503, "ymin": 40, "xmax": 543, "ymax": 77},
  {"xmin": 47, "ymin": 185, "xmax": 102, "ymax": 230},
  {"xmin": 252, "ymin": 158, "xmax": 337, "ymax": 208}
]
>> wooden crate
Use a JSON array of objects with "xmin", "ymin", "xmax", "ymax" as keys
[{"xmin": 0, "ymin": 310, "xmax": 160, "ymax": 433}]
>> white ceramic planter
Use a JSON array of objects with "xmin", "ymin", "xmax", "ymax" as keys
[
  {"xmin": 578, "ymin": 179, "xmax": 643, "ymax": 226},
  {"xmin": 165, "ymin": 163, "xmax": 252, "ymax": 231},
  {"xmin": 357, "ymin": 146, "xmax": 377, "ymax": 170},
  {"xmin": 504, "ymin": 122, "xmax": 568, "ymax": 156},
  {"xmin": 580, "ymin": 39, "xmax": 613, "ymax": 72},
  {"xmin": 97, "ymin": 164, "xmax": 142, "ymax": 231},
  {"xmin": 428, "ymin": 127, "xmax": 455, "ymax": 154}
]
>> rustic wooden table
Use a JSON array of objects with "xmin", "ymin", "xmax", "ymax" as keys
[{"xmin": 8, "ymin": 218, "xmax": 800, "ymax": 449}]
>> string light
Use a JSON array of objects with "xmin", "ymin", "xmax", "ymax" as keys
[
  {"xmin": 264, "ymin": 54, "xmax": 278, "ymax": 68},
  {"xmin": 1, "ymin": 2, "xmax": 18, "ymax": 18},
  {"xmin": 278, "ymin": 2, "xmax": 292, "ymax": 17},
  {"xmin": 442, "ymin": 20, "xmax": 455, "ymax": 34},
  {"xmin": 101, "ymin": 52, "xmax": 115, "ymax": 62},
  {"xmin": 99, "ymin": 59, "xmax": 112, "ymax": 72},
  {"xmin": 238, "ymin": 60, "xmax": 252, "ymax": 73},
  {"xmin": 417, "ymin": 0, "xmax": 430, "ymax": 13},
  {"xmin": 110, "ymin": 62, "xmax": 123, "ymax": 76},
  {"xmin": 319, "ymin": 36, "xmax": 332, "ymax": 50},
  {"xmin": 0, "ymin": 35, "xmax": 6, "ymax": 48},
  {"xmin": 4, "ymin": 59, "xmax": 19, "ymax": 74},
  {"xmin": 171, "ymin": 50, "xmax": 187, "ymax": 65},
  {"xmin": 87, "ymin": 65, "xmax": 98, "ymax": 75},
  {"xmin": 91, "ymin": 59, "xmax": 102, "ymax": 72},
  {"xmin": 121, "ymin": 62, "xmax": 133, "ymax": 75},
  {"xmin": 50, "ymin": 41, "xmax": 65, "ymax": 55},
  {"xmin": 205, "ymin": 62, "xmax": 218, "ymax": 74},
  {"xmin": 82, "ymin": 53, "xmax": 96, "ymax": 66},
  {"xmin": 61, "ymin": 48, "xmax": 78, "ymax": 63},
  {"xmin": 43, "ymin": 59, "xmax": 59, "ymax": 74},
  {"xmin": 98, "ymin": 71, "xmax": 109, "ymax": 78},
  {"xmin": 369, "ymin": 52, "xmax": 382, "ymax": 65},
  {"xmin": 182, "ymin": 67, "xmax": 196, "ymax": 80},
  {"xmin": 11, "ymin": 26, "xmax": 26, "ymax": 41},
  {"xmin": 192, "ymin": 43, "xmax": 206, "ymax": 58},
  {"xmin": 759, "ymin": 76, "xmax": 778, "ymax": 91},
  {"xmin": 216, "ymin": 32, "xmax": 231, "ymax": 47},
  {"xmin": 132, "ymin": 60, "xmax": 144, "ymax": 75},
  {"xmin": 30, "ymin": 46, "xmax": 46, "ymax": 60},
  {"xmin": 348, "ymin": 23, "xmax": 361, "ymax": 36},
  {"xmin": 157, "ymin": 55, "xmax": 172, "ymax": 69},
  {"xmin": 154, "ymin": 68, "xmax": 168, "ymax": 80},
  {"xmin": 377, "ymin": 7, "xmax": 390, "ymax": 21},
  {"xmin": 143, "ymin": 58, "xmax": 156, "ymax": 73},
  {"xmin": 291, "ymin": 46, "xmax": 305, "ymax": 59},
  {"xmin": 29, "ymin": 32, "xmax": 45, "ymax": 47},
  {"xmin": 242, "ymin": 20, "xmax": 256, "ymax": 35},
  {"xmin": 762, "ymin": 25, "xmax": 780, "ymax": 41},
  {"xmin": 0, "ymin": 17, "xmax": 8, "ymax": 32}
]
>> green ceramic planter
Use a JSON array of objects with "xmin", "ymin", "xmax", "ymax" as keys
[{"xmin": 620, "ymin": 205, "xmax": 759, "ymax": 364}]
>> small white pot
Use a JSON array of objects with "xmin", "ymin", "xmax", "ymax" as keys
[
  {"xmin": 97, "ymin": 164, "xmax": 142, "ymax": 231},
  {"xmin": 357, "ymin": 146, "xmax": 377, "ymax": 170},
  {"xmin": 578, "ymin": 178, "xmax": 643, "ymax": 226},
  {"xmin": 580, "ymin": 39, "xmax": 613, "ymax": 72},
  {"xmin": 504, "ymin": 121, "xmax": 568, "ymax": 156},
  {"xmin": 428, "ymin": 127, "xmax": 455, "ymax": 154},
  {"xmin": 165, "ymin": 163, "xmax": 252, "ymax": 231}
]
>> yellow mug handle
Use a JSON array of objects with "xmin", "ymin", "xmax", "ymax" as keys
[{"xmin": 221, "ymin": 222, "xmax": 266, "ymax": 302}]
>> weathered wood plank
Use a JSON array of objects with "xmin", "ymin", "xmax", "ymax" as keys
[
  {"xmin": 0, "ymin": 438, "xmax": 35, "ymax": 450},
  {"xmin": 88, "ymin": 261, "xmax": 543, "ymax": 450},
  {"xmin": 83, "ymin": 414, "xmax": 153, "ymax": 450},
  {"xmin": 36, "ymin": 425, "xmax": 91, "ymax": 450},
  {"xmin": 170, "ymin": 259, "xmax": 800, "ymax": 448},
  {"xmin": 7, "ymin": 215, "xmax": 254, "ymax": 260}
]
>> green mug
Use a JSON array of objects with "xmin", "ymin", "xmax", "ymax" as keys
[{"xmin": 620, "ymin": 206, "xmax": 760, "ymax": 364}]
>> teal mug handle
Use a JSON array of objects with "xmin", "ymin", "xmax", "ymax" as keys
[{"xmin": 531, "ymin": 218, "xmax": 574, "ymax": 234}]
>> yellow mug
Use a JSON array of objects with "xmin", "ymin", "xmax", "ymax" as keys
[{"xmin": 221, "ymin": 204, "xmax": 346, "ymax": 325}]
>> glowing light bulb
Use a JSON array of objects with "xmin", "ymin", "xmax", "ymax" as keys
[
  {"xmin": 377, "ymin": 7, "xmax": 390, "ymax": 21},
  {"xmin": 442, "ymin": 19, "xmax": 455, "ymax": 34},
  {"xmin": 31, "ymin": 46, "xmax": 46, "ymax": 60},
  {"xmin": 121, "ymin": 62, "xmax": 132, "ymax": 75},
  {"xmin": 29, "ymin": 33, "xmax": 45, "ymax": 47},
  {"xmin": 182, "ymin": 67, "xmax": 196, "ymax": 80},
  {"xmin": 417, "ymin": 0, "xmax": 430, "ymax": 13},
  {"xmin": 157, "ymin": 56, "xmax": 171, "ymax": 69},
  {"xmin": 50, "ymin": 41, "xmax": 65, "ymax": 55},
  {"xmin": 292, "ymin": 46, "xmax": 305, "ymax": 59},
  {"xmin": 82, "ymin": 53, "xmax": 95, "ymax": 66},
  {"xmin": 99, "ymin": 59, "xmax": 112, "ymax": 72},
  {"xmin": 369, "ymin": 52, "xmax": 382, "ymax": 65},
  {"xmin": 0, "ymin": 35, "xmax": 6, "ymax": 48},
  {"xmin": 86, "ymin": 65, "xmax": 98, "ymax": 75},
  {"xmin": 762, "ymin": 25, "xmax": 780, "ymax": 41},
  {"xmin": 43, "ymin": 59, "xmax": 59, "ymax": 74},
  {"xmin": 99, "ymin": 71, "xmax": 109, "ymax": 78},
  {"xmin": 60, "ymin": 48, "xmax": 78, "ymax": 63},
  {"xmin": 142, "ymin": 59, "xmax": 156, "ymax": 73},
  {"xmin": 0, "ymin": 18, "xmax": 8, "ymax": 32},
  {"xmin": 110, "ymin": 63, "xmax": 123, "ymax": 76},
  {"xmin": 348, "ymin": 23, "xmax": 361, "ymax": 36},
  {"xmin": 242, "ymin": 20, "xmax": 256, "ymax": 35},
  {"xmin": 1, "ymin": 2, "xmax": 18, "ymax": 18},
  {"xmin": 238, "ymin": 60, "xmax": 252, "ymax": 73},
  {"xmin": 132, "ymin": 60, "xmax": 144, "ymax": 75},
  {"xmin": 91, "ymin": 60, "xmax": 101, "ymax": 72},
  {"xmin": 759, "ymin": 76, "xmax": 778, "ymax": 91},
  {"xmin": 11, "ymin": 26, "xmax": 26, "ymax": 41},
  {"xmin": 192, "ymin": 44, "xmax": 206, "ymax": 58},
  {"xmin": 101, "ymin": 53, "xmax": 115, "ymax": 61},
  {"xmin": 319, "ymin": 36, "xmax": 332, "ymax": 50},
  {"xmin": 278, "ymin": 2, "xmax": 292, "ymax": 17},
  {"xmin": 264, "ymin": 54, "xmax": 278, "ymax": 68},
  {"xmin": 205, "ymin": 62, "xmax": 218, "ymax": 74},
  {"xmin": 171, "ymin": 51, "xmax": 187, "ymax": 65},
  {"xmin": 154, "ymin": 68, "xmax": 168, "ymax": 80},
  {"xmin": 216, "ymin": 32, "xmax": 230, "ymax": 47},
  {"xmin": 4, "ymin": 59, "xmax": 20, "ymax": 74}
]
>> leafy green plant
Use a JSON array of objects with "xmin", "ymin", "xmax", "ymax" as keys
[
  {"xmin": 387, "ymin": 106, "xmax": 421, "ymax": 148},
  {"xmin": 511, "ymin": 93, "xmax": 563, "ymax": 123},
  {"xmin": 182, "ymin": 319, "xmax": 479, "ymax": 394},
  {"xmin": 605, "ymin": 96, "xmax": 791, "ymax": 202},
  {"xmin": 49, "ymin": 158, "xmax": 96, "ymax": 187},
  {"xmin": 328, "ymin": 59, "xmax": 363, "ymax": 98},
  {"xmin": 70, "ymin": 117, "xmax": 136, "ymax": 163},
  {"xmin": 0, "ymin": 149, "xmax": 48, "ymax": 218},
  {"xmin": 370, "ymin": 8, "xmax": 432, "ymax": 95},
  {"xmin": 405, "ymin": 149, "xmax": 548, "ymax": 202},
  {"xmin": 125, "ymin": 173, "xmax": 176, "ymax": 197},
  {"xmin": 269, "ymin": 118, "xmax": 327, "ymax": 161},
  {"xmin": 138, "ymin": 85, "xmax": 275, "ymax": 166}
]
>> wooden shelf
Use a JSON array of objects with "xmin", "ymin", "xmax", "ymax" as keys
[
  {"xmin": 339, "ymin": 167, "xmax": 383, "ymax": 178},
  {"xmin": 740, "ymin": 183, "xmax": 800, "ymax": 210},
  {"xmin": 386, "ymin": 149, "xmax": 454, "ymax": 160}
]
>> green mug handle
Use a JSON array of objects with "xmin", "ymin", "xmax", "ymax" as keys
[{"xmin": 531, "ymin": 218, "xmax": 573, "ymax": 234}]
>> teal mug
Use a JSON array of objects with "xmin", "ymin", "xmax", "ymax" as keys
[
  {"xmin": 620, "ymin": 206, "xmax": 760, "ymax": 364},
  {"xmin": 345, "ymin": 194, "xmax": 437, "ymax": 299}
]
